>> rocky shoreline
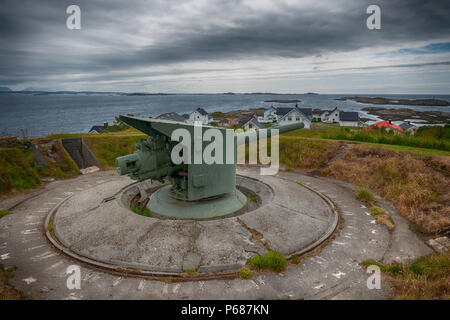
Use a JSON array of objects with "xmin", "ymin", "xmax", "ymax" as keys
[
  {"xmin": 337, "ymin": 96, "xmax": 450, "ymax": 107},
  {"xmin": 361, "ymin": 107, "xmax": 450, "ymax": 124}
]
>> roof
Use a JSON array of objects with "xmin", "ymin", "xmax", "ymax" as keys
[
  {"xmin": 195, "ymin": 108, "xmax": 208, "ymax": 116},
  {"xmin": 279, "ymin": 108, "xmax": 312, "ymax": 122},
  {"xmin": 275, "ymin": 107, "xmax": 294, "ymax": 116},
  {"xmin": 155, "ymin": 112, "xmax": 186, "ymax": 122},
  {"xmin": 297, "ymin": 108, "xmax": 312, "ymax": 117},
  {"xmin": 89, "ymin": 125, "xmax": 106, "ymax": 133},
  {"xmin": 368, "ymin": 120, "xmax": 404, "ymax": 132},
  {"xmin": 399, "ymin": 122, "xmax": 416, "ymax": 130},
  {"xmin": 339, "ymin": 111, "xmax": 359, "ymax": 122},
  {"xmin": 245, "ymin": 118, "xmax": 264, "ymax": 129}
]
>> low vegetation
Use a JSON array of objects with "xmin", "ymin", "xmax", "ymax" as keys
[
  {"xmin": 362, "ymin": 251, "xmax": 450, "ymax": 299},
  {"xmin": 239, "ymin": 267, "xmax": 253, "ymax": 279},
  {"xmin": 290, "ymin": 255, "xmax": 300, "ymax": 265},
  {"xmin": 84, "ymin": 135, "xmax": 146, "ymax": 168},
  {"xmin": 0, "ymin": 264, "xmax": 27, "ymax": 300},
  {"xmin": 355, "ymin": 188, "xmax": 375, "ymax": 203},
  {"xmin": 323, "ymin": 144, "xmax": 450, "ymax": 233},
  {"xmin": 248, "ymin": 251, "xmax": 287, "ymax": 272},
  {"xmin": 0, "ymin": 140, "xmax": 79, "ymax": 197},
  {"xmin": 324, "ymin": 125, "xmax": 450, "ymax": 152},
  {"xmin": 0, "ymin": 209, "xmax": 10, "ymax": 218},
  {"xmin": 131, "ymin": 204, "xmax": 151, "ymax": 217},
  {"xmin": 370, "ymin": 206, "xmax": 395, "ymax": 230}
]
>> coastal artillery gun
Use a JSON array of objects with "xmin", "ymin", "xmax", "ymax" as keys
[{"xmin": 116, "ymin": 115, "xmax": 303, "ymax": 219}]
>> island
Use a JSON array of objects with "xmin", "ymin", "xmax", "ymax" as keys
[
  {"xmin": 336, "ymin": 96, "xmax": 450, "ymax": 107},
  {"xmin": 361, "ymin": 107, "xmax": 450, "ymax": 124},
  {"xmin": 264, "ymin": 99, "xmax": 301, "ymax": 103}
]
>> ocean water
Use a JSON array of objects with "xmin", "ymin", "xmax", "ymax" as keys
[{"xmin": 0, "ymin": 93, "xmax": 449, "ymax": 137}]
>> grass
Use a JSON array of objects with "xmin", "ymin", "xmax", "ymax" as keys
[
  {"xmin": 324, "ymin": 126, "xmax": 450, "ymax": 152},
  {"xmin": 239, "ymin": 267, "xmax": 253, "ymax": 279},
  {"xmin": 131, "ymin": 205, "xmax": 151, "ymax": 217},
  {"xmin": 84, "ymin": 135, "xmax": 146, "ymax": 168},
  {"xmin": 290, "ymin": 255, "xmax": 300, "ymax": 265},
  {"xmin": 0, "ymin": 210, "xmax": 10, "ymax": 218},
  {"xmin": 323, "ymin": 144, "xmax": 450, "ymax": 233},
  {"xmin": 370, "ymin": 206, "xmax": 395, "ymax": 230},
  {"xmin": 355, "ymin": 188, "xmax": 374, "ymax": 202},
  {"xmin": 248, "ymin": 251, "xmax": 287, "ymax": 272},
  {"xmin": 0, "ymin": 140, "xmax": 79, "ymax": 197},
  {"xmin": 47, "ymin": 223, "xmax": 55, "ymax": 232},
  {"xmin": 361, "ymin": 251, "xmax": 450, "ymax": 299},
  {"xmin": 248, "ymin": 193, "xmax": 257, "ymax": 202}
]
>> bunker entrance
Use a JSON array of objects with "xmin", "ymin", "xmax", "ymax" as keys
[{"xmin": 61, "ymin": 138, "xmax": 99, "ymax": 169}]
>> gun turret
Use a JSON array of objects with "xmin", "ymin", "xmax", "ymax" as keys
[{"xmin": 116, "ymin": 115, "xmax": 303, "ymax": 201}]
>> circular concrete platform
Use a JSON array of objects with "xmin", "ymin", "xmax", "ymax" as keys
[{"xmin": 46, "ymin": 172, "xmax": 338, "ymax": 276}]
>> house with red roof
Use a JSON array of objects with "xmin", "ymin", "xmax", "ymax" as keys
[{"xmin": 365, "ymin": 120, "xmax": 404, "ymax": 133}]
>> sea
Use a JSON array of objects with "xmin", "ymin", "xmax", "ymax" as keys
[{"xmin": 0, "ymin": 93, "xmax": 449, "ymax": 138}]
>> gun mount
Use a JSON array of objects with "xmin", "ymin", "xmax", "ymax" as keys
[{"xmin": 116, "ymin": 115, "xmax": 304, "ymax": 219}]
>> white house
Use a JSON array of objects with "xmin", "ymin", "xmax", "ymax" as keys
[
  {"xmin": 399, "ymin": 121, "xmax": 417, "ymax": 134},
  {"xmin": 278, "ymin": 108, "xmax": 311, "ymax": 129},
  {"xmin": 324, "ymin": 107, "xmax": 340, "ymax": 123},
  {"xmin": 188, "ymin": 108, "xmax": 211, "ymax": 125},
  {"xmin": 338, "ymin": 112, "xmax": 360, "ymax": 127},
  {"xmin": 243, "ymin": 118, "xmax": 265, "ymax": 131},
  {"xmin": 258, "ymin": 106, "xmax": 278, "ymax": 123}
]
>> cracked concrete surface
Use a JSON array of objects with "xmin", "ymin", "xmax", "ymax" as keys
[{"xmin": 0, "ymin": 167, "xmax": 433, "ymax": 299}]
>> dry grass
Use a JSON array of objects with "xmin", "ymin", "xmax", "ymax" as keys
[
  {"xmin": 0, "ymin": 264, "xmax": 27, "ymax": 300},
  {"xmin": 363, "ymin": 251, "xmax": 450, "ymax": 300},
  {"xmin": 322, "ymin": 144, "xmax": 450, "ymax": 233}
]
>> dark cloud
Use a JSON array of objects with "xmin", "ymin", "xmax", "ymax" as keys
[{"xmin": 1, "ymin": 0, "xmax": 449, "ymax": 90}]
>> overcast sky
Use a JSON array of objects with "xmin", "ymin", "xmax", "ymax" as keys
[{"xmin": 1, "ymin": 0, "xmax": 449, "ymax": 93}]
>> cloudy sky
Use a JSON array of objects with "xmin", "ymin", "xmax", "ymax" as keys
[{"xmin": 1, "ymin": 0, "xmax": 449, "ymax": 93}]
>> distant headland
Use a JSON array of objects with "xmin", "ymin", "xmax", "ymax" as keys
[{"xmin": 336, "ymin": 96, "xmax": 450, "ymax": 107}]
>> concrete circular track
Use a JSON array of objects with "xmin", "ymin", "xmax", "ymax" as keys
[
  {"xmin": 0, "ymin": 166, "xmax": 432, "ymax": 300},
  {"xmin": 45, "ymin": 172, "xmax": 338, "ymax": 276}
]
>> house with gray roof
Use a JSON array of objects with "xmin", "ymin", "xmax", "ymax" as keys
[
  {"xmin": 243, "ymin": 118, "xmax": 265, "ymax": 131},
  {"xmin": 339, "ymin": 111, "xmax": 360, "ymax": 127},
  {"xmin": 188, "ymin": 108, "xmax": 212, "ymax": 125},
  {"xmin": 398, "ymin": 121, "xmax": 417, "ymax": 134}
]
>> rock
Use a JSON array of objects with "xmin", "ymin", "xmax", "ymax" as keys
[{"xmin": 80, "ymin": 166, "xmax": 100, "ymax": 175}]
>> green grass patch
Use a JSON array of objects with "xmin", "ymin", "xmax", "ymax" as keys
[
  {"xmin": 47, "ymin": 223, "xmax": 55, "ymax": 232},
  {"xmin": 324, "ymin": 126, "xmax": 450, "ymax": 152},
  {"xmin": 84, "ymin": 135, "xmax": 146, "ymax": 168},
  {"xmin": 239, "ymin": 267, "xmax": 253, "ymax": 279},
  {"xmin": 369, "ymin": 206, "xmax": 385, "ymax": 216},
  {"xmin": 248, "ymin": 251, "xmax": 287, "ymax": 272},
  {"xmin": 0, "ymin": 210, "xmax": 10, "ymax": 218},
  {"xmin": 355, "ymin": 188, "xmax": 374, "ymax": 202},
  {"xmin": 295, "ymin": 181, "xmax": 302, "ymax": 186},
  {"xmin": 248, "ymin": 193, "xmax": 257, "ymax": 202},
  {"xmin": 131, "ymin": 205, "xmax": 151, "ymax": 217}
]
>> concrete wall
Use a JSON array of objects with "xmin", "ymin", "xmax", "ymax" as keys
[{"xmin": 61, "ymin": 138, "xmax": 99, "ymax": 169}]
